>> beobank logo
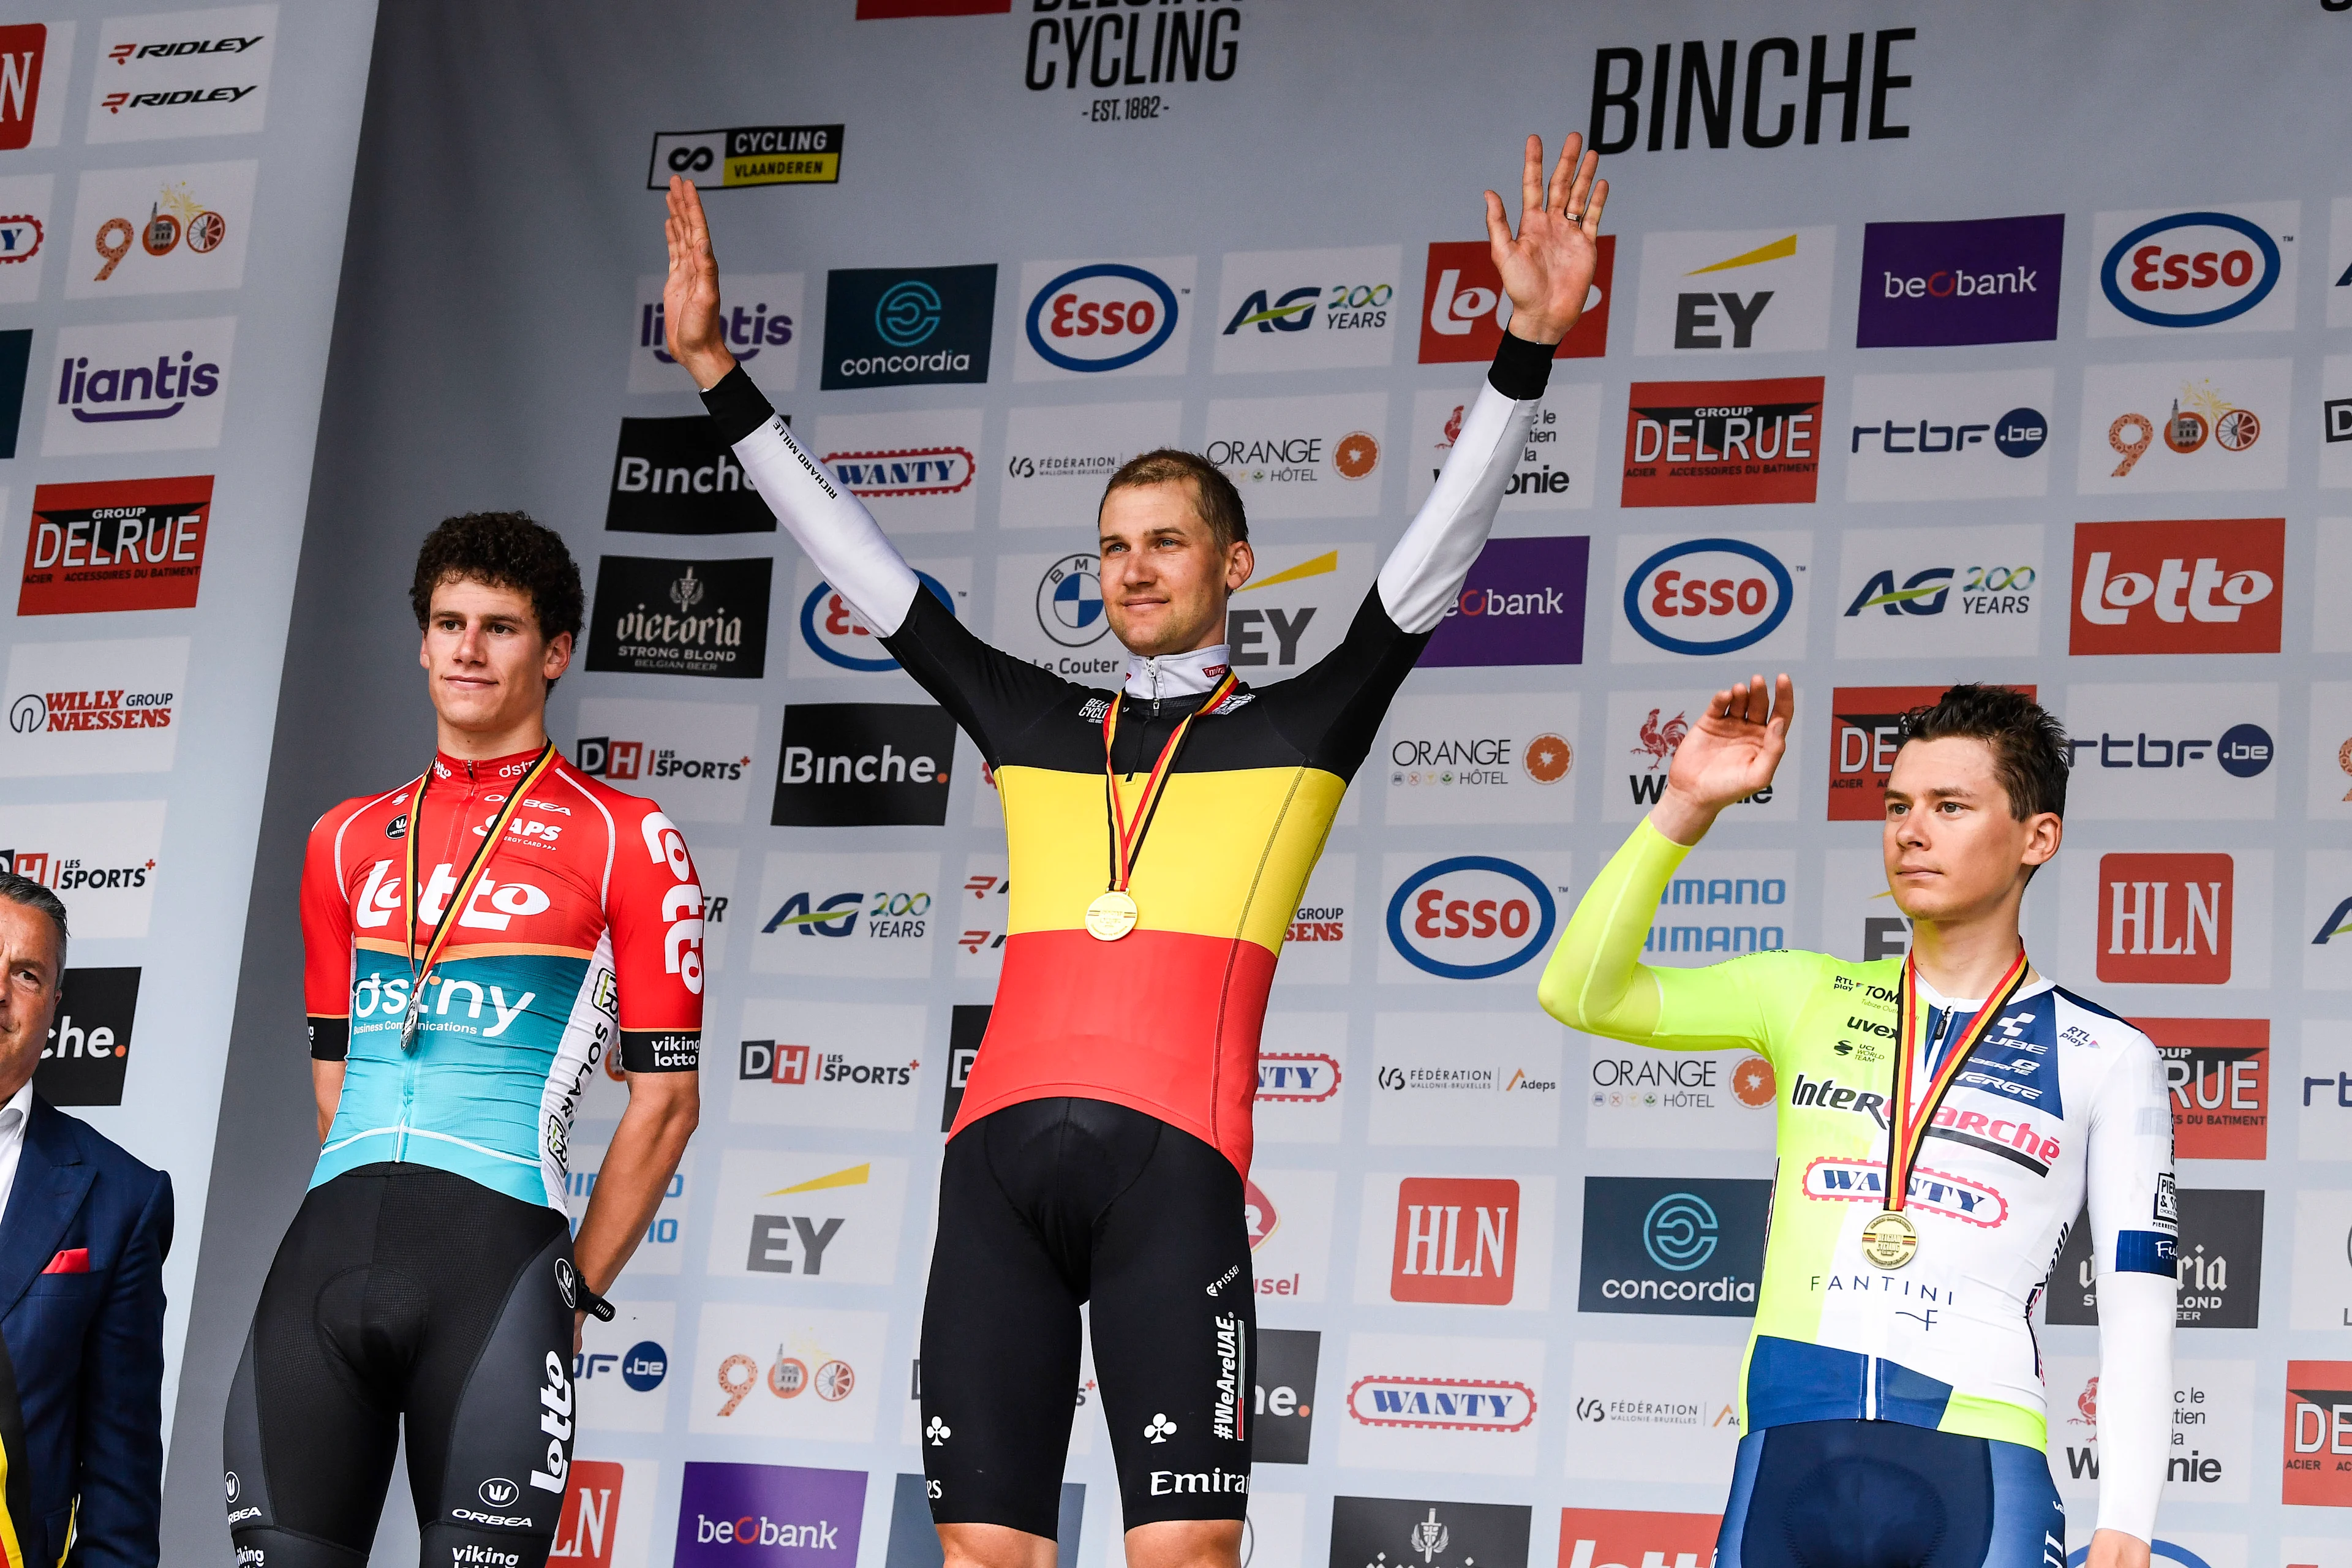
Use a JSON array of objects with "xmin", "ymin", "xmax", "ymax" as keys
[
  {"xmin": 1624, "ymin": 538, "xmax": 1794, "ymax": 656},
  {"xmin": 1025, "ymin": 262, "xmax": 1180, "ymax": 372},
  {"xmin": 1385, "ymin": 856, "xmax": 1557, "ymax": 980},
  {"xmin": 1418, "ymin": 236, "xmax": 1613, "ymax": 363},
  {"xmin": 1557, "ymin": 1509, "xmax": 1723, "ymax": 1568},
  {"xmin": 2069, "ymin": 518, "xmax": 2282, "ymax": 656},
  {"xmin": 2100, "ymin": 212, "xmax": 2283, "ymax": 330}
]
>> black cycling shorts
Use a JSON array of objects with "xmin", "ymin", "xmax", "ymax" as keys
[
  {"xmin": 1717, "ymin": 1420, "xmax": 2065, "ymax": 1568},
  {"xmin": 919, "ymin": 1098, "xmax": 1256, "ymax": 1537},
  {"xmin": 223, "ymin": 1163, "xmax": 581, "ymax": 1568}
]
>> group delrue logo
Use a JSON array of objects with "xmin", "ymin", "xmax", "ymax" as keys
[
  {"xmin": 1620, "ymin": 377, "xmax": 1822, "ymax": 507},
  {"xmin": 20, "ymin": 475, "xmax": 211, "ymax": 615}
]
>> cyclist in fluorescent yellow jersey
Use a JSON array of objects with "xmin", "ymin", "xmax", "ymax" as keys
[{"xmin": 1541, "ymin": 679, "xmax": 2174, "ymax": 1568}]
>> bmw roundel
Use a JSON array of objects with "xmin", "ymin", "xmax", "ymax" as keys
[
  {"xmin": 1624, "ymin": 538, "xmax": 1795, "ymax": 656},
  {"xmin": 1026, "ymin": 263, "xmax": 1180, "ymax": 372},
  {"xmin": 1385, "ymin": 856, "xmax": 1558, "ymax": 980},
  {"xmin": 1035, "ymin": 553, "xmax": 1107, "ymax": 647},
  {"xmin": 801, "ymin": 571, "xmax": 955, "ymax": 672},
  {"xmin": 2099, "ymin": 211, "xmax": 2283, "ymax": 330}
]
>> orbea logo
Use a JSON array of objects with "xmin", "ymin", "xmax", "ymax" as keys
[
  {"xmin": 799, "ymin": 573, "xmax": 953, "ymax": 673},
  {"xmin": 1025, "ymin": 263, "xmax": 1179, "ymax": 372},
  {"xmin": 2097, "ymin": 852, "xmax": 2231, "ymax": 986},
  {"xmin": 1385, "ymin": 856, "xmax": 1556, "ymax": 979},
  {"xmin": 2101, "ymin": 213, "xmax": 2282, "ymax": 329},
  {"xmin": 1624, "ymin": 538, "xmax": 1793, "ymax": 656},
  {"xmin": 2069, "ymin": 518, "xmax": 2282, "ymax": 656},
  {"xmin": 1344, "ymin": 1374, "xmax": 1536, "ymax": 1432}
]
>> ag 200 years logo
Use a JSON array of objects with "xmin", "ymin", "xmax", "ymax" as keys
[{"xmin": 1385, "ymin": 857, "xmax": 1557, "ymax": 980}]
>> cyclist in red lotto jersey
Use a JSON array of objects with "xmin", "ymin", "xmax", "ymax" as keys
[{"xmin": 224, "ymin": 515, "xmax": 704, "ymax": 1568}]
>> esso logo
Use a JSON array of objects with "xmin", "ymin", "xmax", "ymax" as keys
[
  {"xmin": 1385, "ymin": 856, "xmax": 1556, "ymax": 980},
  {"xmin": 2100, "ymin": 212, "xmax": 2282, "ymax": 329},
  {"xmin": 1624, "ymin": 537, "xmax": 1795, "ymax": 655},
  {"xmin": 1026, "ymin": 263, "xmax": 1180, "ymax": 372},
  {"xmin": 801, "ymin": 571, "xmax": 954, "ymax": 672}
]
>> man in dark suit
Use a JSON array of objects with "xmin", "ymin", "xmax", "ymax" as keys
[{"xmin": 0, "ymin": 871, "xmax": 173, "ymax": 1567}]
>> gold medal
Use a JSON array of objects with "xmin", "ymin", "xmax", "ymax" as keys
[
  {"xmin": 1085, "ymin": 889, "xmax": 1139, "ymax": 941},
  {"xmin": 1860, "ymin": 1209, "xmax": 1918, "ymax": 1270}
]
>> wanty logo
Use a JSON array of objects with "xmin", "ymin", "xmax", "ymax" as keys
[
  {"xmin": 1025, "ymin": 263, "xmax": 1179, "ymax": 372},
  {"xmin": 0, "ymin": 213, "xmax": 40, "ymax": 264},
  {"xmin": 1391, "ymin": 1177, "xmax": 1519, "ymax": 1305},
  {"xmin": 2101, "ymin": 377, "xmax": 2263, "ymax": 479},
  {"xmin": 801, "ymin": 572, "xmax": 955, "ymax": 672},
  {"xmin": 2101, "ymin": 212, "xmax": 2282, "ymax": 330},
  {"xmin": 9, "ymin": 687, "xmax": 174, "ymax": 734},
  {"xmin": 1346, "ymin": 1375, "xmax": 1536, "ymax": 1433},
  {"xmin": 1624, "ymin": 538, "xmax": 1795, "ymax": 656},
  {"xmin": 1387, "ymin": 857, "xmax": 1557, "ymax": 980},
  {"xmin": 820, "ymin": 445, "xmax": 974, "ymax": 499},
  {"xmin": 1621, "ymin": 378, "xmax": 1822, "ymax": 507},
  {"xmin": 2069, "ymin": 519, "xmax": 2282, "ymax": 656},
  {"xmin": 1800, "ymin": 1158, "xmax": 2008, "ymax": 1227},
  {"xmin": 1256, "ymin": 1052, "xmax": 1340, "ymax": 1102},
  {"xmin": 2098, "ymin": 853, "xmax": 2232, "ymax": 985},
  {"xmin": 55, "ymin": 343, "xmax": 221, "ymax": 424}
]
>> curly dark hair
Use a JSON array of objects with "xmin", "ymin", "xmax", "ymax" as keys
[
  {"xmin": 409, "ymin": 511, "xmax": 584, "ymax": 647},
  {"xmin": 1101, "ymin": 448, "xmax": 1249, "ymax": 549},
  {"xmin": 1898, "ymin": 683, "xmax": 2070, "ymax": 821}
]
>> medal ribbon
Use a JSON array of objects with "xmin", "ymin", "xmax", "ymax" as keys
[
  {"xmin": 402, "ymin": 743, "xmax": 559, "ymax": 1033},
  {"xmin": 1101, "ymin": 670, "xmax": 1241, "ymax": 893},
  {"xmin": 1882, "ymin": 946, "xmax": 2032, "ymax": 1213}
]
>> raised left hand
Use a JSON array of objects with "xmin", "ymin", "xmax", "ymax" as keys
[{"xmin": 1484, "ymin": 134, "xmax": 1609, "ymax": 345}]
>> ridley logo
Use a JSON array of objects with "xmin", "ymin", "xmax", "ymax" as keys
[
  {"xmin": 1344, "ymin": 1374, "xmax": 1536, "ymax": 1432},
  {"xmin": 2068, "ymin": 519, "xmax": 2282, "ymax": 656}
]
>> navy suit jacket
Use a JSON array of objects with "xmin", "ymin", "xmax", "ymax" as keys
[{"xmin": 0, "ymin": 1095, "xmax": 172, "ymax": 1568}]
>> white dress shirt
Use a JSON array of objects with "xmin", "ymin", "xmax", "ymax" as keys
[{"xmin": 0, "ymin": 1079, "xmax": 36, "ymax": 1227}]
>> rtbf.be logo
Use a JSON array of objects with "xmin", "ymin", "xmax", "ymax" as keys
[
  {"xmin": 1387, "ymin": 858, "xmax": 1556, "ymax": 979},
  {"xmin": 2069, "ymin": 518, "xmax": 2281, "ymax": 655}
]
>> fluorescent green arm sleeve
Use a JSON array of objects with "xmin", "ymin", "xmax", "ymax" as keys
[{"xmin": 1536, "ymin": 818, "xmax": 1806, "ymax": 1058}]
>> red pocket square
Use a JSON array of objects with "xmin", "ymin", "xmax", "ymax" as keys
[{"xmin": 40, "ymin": 1248, "xmax": 88, "ymax": 1275}]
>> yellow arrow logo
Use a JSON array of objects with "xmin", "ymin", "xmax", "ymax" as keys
[
  {"xmin": 1687, "ymin": 234, "xmax": 1797, "ymax": 275},
  {"xmin": 767, "ymin": 1163, "xmax": 870, "ymax": 1196},
  {"xmin": 1240, "ymin": 550, "xmax": 1339, "ymax": 593}
]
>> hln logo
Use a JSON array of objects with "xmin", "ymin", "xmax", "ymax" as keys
[
  {"xmin": 1390, "ymin": 1177, "xmax": 1518, "ymax": 1305},
  {"xmin": 2097, "ymin": 853, "xmax": 2231, "ymax": 985}
]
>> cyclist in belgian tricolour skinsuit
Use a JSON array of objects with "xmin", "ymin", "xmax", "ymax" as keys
[{"xmin": 1540, "ymin": 679, "xmax": 2174, "ymax": 1568}]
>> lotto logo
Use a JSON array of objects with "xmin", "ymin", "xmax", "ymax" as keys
[{"xmin": 2069, "ymin": 518, "xmax": 2282, "ymax": 655}]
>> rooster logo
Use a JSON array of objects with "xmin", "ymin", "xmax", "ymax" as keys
[{"xmin": 1632, "ymin": 708, "xmax": 1689, "ymax": 771}]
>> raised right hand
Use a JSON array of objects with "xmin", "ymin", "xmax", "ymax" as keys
[
  {"xmin": 1651, "ymin": 674, "xmax": 1794, "ymax": 845},
  {"xmin": 663, "ymin": 176, "xmax": 736, "ymax": 390}
]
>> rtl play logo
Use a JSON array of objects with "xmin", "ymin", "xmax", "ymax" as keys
[
  {"xmin": 1557, "ymin": 1509, "xmax": 1721, "ymax": 1568},
  {"xmin": 2069, "ymin": 518, "xmax": 2282, "ymax": 655}
]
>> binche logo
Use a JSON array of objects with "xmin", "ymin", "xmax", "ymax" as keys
[
  {"xmin": 2101, "ymin": 212, "xmax": 2283, "ymax": 330},
  {"xmin": 1386, "ymin": 857, "xmax": 1558, "ymax": 980},
  {"xmin": 1418, "ymin": 236, "xmax": 1613, "ymax": 363},
  {"xmin": 1346, "ymin": 1374, "xmax": 1536, "ymax": 1433},
  {"xmin": 2098, "ymin": 853, "xmax": 2231, "ymax": 986},
  {"xmin": 1623, "ymin": 537, "xmax": 1795, "ymax": 656},
  {"xmin": 1025, "ymin": 263, "xmax": 1180, "ymax": 372},
  {"xmin": 2068, "ymin": 518, "xmax": 2282, "ymax": 655},
  {"xmin": 1390, "ymin": 1177, "xmax": 1519, "ymax": 1305}
]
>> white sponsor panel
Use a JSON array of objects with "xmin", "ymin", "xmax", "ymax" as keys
[
  {"xmin": 1603, "ymin": 686, "xmax": 1803, "ymax": 824},
  {"xmin": 1408, "ymin": 382, "xmax": 1600, "ymax": 515},
  {"xmin": 2086, "ymin": 202, "xmax": 2299, "ymax": 337},
  {"xmin": 2289, "ymin": 1185, "xmax": 2352, "ymax": 1329},
  {"xmin": 1559, "ymin": 1338, "xmax": 1741, "ymax": 1485},
  {"xmin": 748, "ymin": 850, "xmax": 939, "ymax": 980},
  {"xmin": 2332, "ymin": 198, "xmax": 2352, "ymax": 329},
  {"xmin": 1000, "ymin": 399, "xmax": 1182, "ymax": 529},
  {"xmin": 1237, "ymin": 1492, "xmax": 1306, "ymax": 1568},
  {"xmin": 64, "ymin": 159, "xmax": 255, "ymax": 298},
  {"xmin": 2294, "ymin": 1032, "xmax": 2352, "ymax": 1166},
  {"xmin": 1202, "ymin": 392, "xmax": 1390, "ymax": 519},
  {"xmin": 706, "ymin": 1149, "xmax": 910, "ymax": 1286},
  {"xmin": 1635, "ymin": 848, "xmax": 1798, "ymax": 970},
  {"xmin": 786, "ymin": 554, "xmax": 971, "ymax": 683},
  {"xmin": 2308, "ymin": 684, "xmax": 2352, "ymax": 821},
  {"xmin": 1632, "ymin": 226, "xmax": 1836, "ymax": 355},
  {"xmin": 811, "ymin": 408, "xmax": 983, "ymax": 533},
  {"xmin": 88, "ymin": 6, "xmax": 277, "ymax": 143},
  {"xmin": 2045, "ymin": 1355, "xmax": 2253, "ymax": 1506},
  {"xmin": 2074, "ymin": 360, "xmax": 2290, "ymax": 494},
  {"xmin": 0, "ymin": 798, "xmax": 167, "ymax": 938},
  {"xmin": 1250, "ymin": 1166, "xmax": 1336, "ymax": 1305},
  {"xmin": 628, "ymin": 270, "xmax": 801, "ymax": 395},
  {"xmin": 729, "ymin": 998, "xmax": 924, "ymax": 1132},
  {"xmin": 1378, "ymin": 692, "xmax": 1578, "ymax": 827},
  {"xmin": 2284, "ymin": 1544, "xmax": 2352, "ymax": 1568},
  {"xmin": 2324, "ymin": 355, "xmax": 2352, "ymax": 488},
  {"xmin": 1213, "ymin": 244, "xmax": 1403, "ymax": 373},
  {"xmin": 1016, "ymin": 254, "xmax": 1197, "ymax": 381},
  {"xmin": 572, "ymin": 697, "xmax": 758, "ymax": 824},
  {"xmin": 1275, "ymin": 852, "xmax": 1354, "ymax": 986},
  {"xmin": 1843, "ymin": 369, "xmax": 2055, "ymax": 502},
  {"xmin": 989, "ymin": 547, "xmax": 1121, "ymax": 686},
  {"xmin": 951, "ymin": 850, "xmax": 1009, "ymax": 980},
  {"xmin": 0, "ymin": 23, "xmax": 74, "ymax": 151},
  {"xmin": 1225, "ymin": 541, "xmax": 1377, "ymax": 674},
  {"xmin": 43, "ymin": 317, "xmax": 235, "ymax": 456},
  {"xmin": 1377, "ymin": 851, "xmax": 1574, "ymax": 989},
  {"xmin": 2055, "ymin": 848, "xmax": 2273, "ymax": 991},
  {"xmin": 1582, "ymin": 1038, "xmax": 1776, "ymax": 1152},
  {"xmin": 1833, "ymin": 523, "xmax": 2046, "ymax": 660},
  {"xmin": 1611, "ymin": 530, "xmax": 1812, "ymax": 666},
  {"xmin": 1254, "ymin": 1013, "xmax": 1348, "ymax": 1145},
  {"xmin": 1, "ymin": 635, "xmax": 189, "ymax": 776},
  {"xmin": 693, "ymin": 845, "xmax": 739, "ymax": 976},
  {"xmin": 0, "ymin": 173, "xmax": 55, "ymax": 303},
  {"xmin": 1351, "ymin": 1171, "xmax": 1555, "ymax": 1311},
  {"xmin": 576, "ymin": 1300, "xmax": 676, "ymax": 1434},
  {"xmin": 565, "ymin": 1138, "xmax": 689, "ymax": 1275},
  {"xmin": 1366, "ymin": 1011, "xmax": 1564, "ymax": 1147},
  {"xmin": 2057, "ymin": 683, "xmax": 2280, "ymax": 821},
  {"xmin": 685, "ymin": 1302, "xmax": 887, "ymax": 1441},
  {"xmin": 2306, "ymin": 853, "xmax": 2352, "ymax": 991},
  {"xmin": 1335, "ymin": 1331, "xmax": 1545, "ymax": 1475},
  {"xmin": 2318, "ymin": 520, "xmax": 2352, "ymax": 655}
]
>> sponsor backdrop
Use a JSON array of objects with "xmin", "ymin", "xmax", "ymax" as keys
[
  {"xmin": 0, "ymin": 0, "xmax": 380, "ymax": 1468},
  {"xmin": 157, "ymin": 4, "xmax": 2352, "ymax": 1566}
]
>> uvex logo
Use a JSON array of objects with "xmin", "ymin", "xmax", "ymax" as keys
[
  {"xmin": 2098, "ymin": 853, "xmax": 2231, "ymax": 985},
  {"xmin": 1390, "ymin": 1177, "xmax": 1518, "ymax": 1305},
  {"xmin": 2069, "ymin": 518, "xmax": 2282, "ymax": 655}
]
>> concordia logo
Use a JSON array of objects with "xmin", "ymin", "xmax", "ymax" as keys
[
  {"xmin": 1344, "ymin": 1374, "xmax": 1536, "ymax": 1432},
  {"xmin": 1624, "ymin": 537, "xmax": 1794, "ymax": 655},
  {"xmin": 2101, "ymin": 212, "xmax": 2282, "ymax": 329},
  {"xmin": 1026, "ymin": 263, "xmax": 1180, "ymax": 372},
  {"xmin": 1386, "ymin": 856, "xmax": 1557, "ymax": 980}
]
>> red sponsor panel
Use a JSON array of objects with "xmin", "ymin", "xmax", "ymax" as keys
[
  {"xmin": 2068, "ymin": 518, "xmax": 2283, "ymax": 655},
  {"xmin": 0, "ymin": 26, "xmax": 47, "ymax": 152},
  {"xmin": 2096, "ymin": 853, "xmax": 2231, "ymax": 985},
  {"xmin": 1418, "ymin": 235, "xmax": 1613, "ymax": 363},
  {"xmin": 1558, "ymin": 1508, "xmax": 1723, "ymax": 1568},
  {"xmin": 1390, "ymin": 1175, "xmax": 1518, "ymax": 1305},
  {"xmin": 2132, "ymin": 1016, "xmax": 2267, "ymax": 1159},
  {"xmin": 19, "ymin": 477, "xmax": 212, "ymax": 615},
  {"xmin": 2284, "ymin": 1362, "xmax": 2352, "ymax": 1507},
  {"xmin": 550, "ymin": 1458, "xmax": 625, "ymax": 1567},
  {"xmin": 1621, "ymin": 378, "xmax": 1823, "ymax": 507},
  {"xmin": 1824, "ymin": 684, "xmax": 2034, "ymax": 821}
]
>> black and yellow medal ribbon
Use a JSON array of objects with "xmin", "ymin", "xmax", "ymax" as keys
[
  {"xmin": 1085, "ymin": 671, "xmax": 1241, "ymax": 941},
  {"xmin": 399, "ymin": 742, "xmax": 559, "ymax": 1050}
]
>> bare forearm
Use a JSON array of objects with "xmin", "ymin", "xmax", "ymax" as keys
[
  {"xmin": 572, "ymin": 1077, "xmax": 698, "ymax": 1294},
  {"xmin": 311, "ymin": 1059, "xmax": 344, "ymax": 1144}
]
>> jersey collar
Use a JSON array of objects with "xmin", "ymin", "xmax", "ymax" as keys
[
  {"xmin": 1913, "ymin": 970, "xmax": 2056, "ymax": 1013},
  {"xmin": 1121, "ymin": 643, "xmax": 1233, "ymax": 701},
  {"xmin": 431, "ymin": 745, "xmax": 550, "ymax": 783}
]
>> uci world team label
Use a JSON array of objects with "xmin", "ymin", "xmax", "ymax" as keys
[{"xmin": 647, "ymin": 126, "xmax": 843, "ymax": 189}]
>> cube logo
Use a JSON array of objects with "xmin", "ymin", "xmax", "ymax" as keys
[
  {"xmin": 1826, "ymin": 684, "xmax": 2032, "ymax": 821},
  {"xmin": 1621, "ymin": 378, "xmax": 1822, "ymax": 507},
  {"xmin": 1557, "ymin": 1509, "xmax": 1723, "ymax": 1568},
  {"xmin": 2098, "ymin": 854, "xmax": 2232, "ymax": 985},
  {"xmin": 1391, "ymin": 1177, "xmax": 1519, "ymax": 1305},
  {"xmin": 1418, "ymin": 236, "xmax": 1613, "ymax": 363},
  {"xmin": 2285, "ymin": 1362, "xmax": 2352, "ymax": 1506},
  {"xmin": 2070, "ymin": 518, "xmax": 2283, "ymax": 655},
  {"xmin": 2135, "ymin": 1017, "xmax": 2267, "ymax": 1160}
]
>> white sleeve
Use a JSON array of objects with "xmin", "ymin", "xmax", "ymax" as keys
[
  {"xmin": 2093, "ymin": 1271, "xmax": 2174, "ymax": 1542},
  {"xmin": 1374, "ymin": 379, "xmax": 1540, "ymax": 635},
  {"xmin": 2084, "ymin": 1030, "xmax": 2179, "ymax": 1544},
  {"xmin": 728, "ymin": 411, "xmax": 921, "ymax": 635}
]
